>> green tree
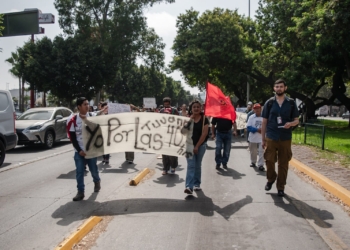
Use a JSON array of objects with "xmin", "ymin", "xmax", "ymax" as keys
[
  {"xmin": 54, "ymin": 0, "xmax": 174, "ymax": 102},
  {"xmin": 171, "ymin": 8, "xmax": 255, "ymax": 103},
  {"xmin": 254, "ymin": 0, "xmax": 350, "ymax": 119}
]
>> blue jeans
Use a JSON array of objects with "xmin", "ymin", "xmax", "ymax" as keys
[
  {"xmin": 215, "ymin": 131, "xmax": 232, "ymax": 165},
  {"xmin": 185, "ymin": 143, "xmax": 207, "ymax": 189},
  {"xmin": 74, "ymin": 152, "xmax": 100, "ymax": 192}
]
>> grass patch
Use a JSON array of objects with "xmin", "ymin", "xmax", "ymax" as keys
[{"xmin": 292, "ymin": 119, "xmax": 350, "ymax": 158}]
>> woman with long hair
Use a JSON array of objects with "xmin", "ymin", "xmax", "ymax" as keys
[{"xmin": 184, "ymin": 100, "xmax": 209, "ymax": 195}]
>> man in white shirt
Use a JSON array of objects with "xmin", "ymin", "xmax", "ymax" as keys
[
  {"xmin": 247, "ymin": 103, "xmax": 264, "ymax": 171},
  {"xmin": 68, "ymin": 97, "xmax": 106, "ymax": 201}
]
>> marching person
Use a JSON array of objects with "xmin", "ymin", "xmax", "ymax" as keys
[
  {"xmin": 184, "ymin": 100, "xmax": 209, "ymax": 195},
  {"xmin": 211, "ymin": 117, "xmax": 237, "ymax": 169},
  {"xmin": 261, "ymin": 79, "xmax": 299, "ymax": 197},
  {"xmin": 180, "ymin": 104, "xmax": 188, "ymax": 117},
  {"xmin": 67, "ymin": 97, "xmax": 107, "ymax": 201},
  {"xmin": 247, "ymin": 103, "xmax": 264, "ymax": 171},
  {"xmin": 100, "ymin": 102, "xmax": 111, "ymax": 165},
  {"xmin": 125, "ymin": 104, "xmax": 140, "ymax": 164},
  {"xmin": 159, "ymin": 97, "xmax": 179, "ymax": 175}
]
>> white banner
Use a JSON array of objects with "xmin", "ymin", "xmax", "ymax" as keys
[
  {"xmin": 82, "ymin": 113, "xmax": 194, "ymax": 159},
  {"xmin": 236, "ymin": 112, "xmax": 248, "ymax": 129},
  {"xmin": 143, "ymin": 97, "xmax": 157, "ymax": 108},
  {"xmin": 108, "ymin": 103, "xmax": 131, "ymax": 114},
  {"xmin": 236, "ymin": 107, "xmax": 247, "ymax": 113}
]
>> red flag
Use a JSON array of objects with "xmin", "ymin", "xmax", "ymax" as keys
[{"xmin": 204, "ymin": 82, "xmax": 236, "ymax": 121}]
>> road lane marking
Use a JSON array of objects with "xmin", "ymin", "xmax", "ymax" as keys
[
  {"xmin": 285, "ymin": 185, "xmax": 348, "ymax": 249},
  {"xmin": 0, "ymin": 149, "xmax": 72, "ymax": 173},
  {"xmin": 55, "ymin": 216, "xmax": 102, "ymax": 250},
  {"xmin": 129, "ymin": 168, "xmax": 150, "ymax": 186}
]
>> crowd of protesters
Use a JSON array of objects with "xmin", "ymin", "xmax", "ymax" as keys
[{"xmin": 68, "ymin": 79, "xmax": 299, "ymax": 201}]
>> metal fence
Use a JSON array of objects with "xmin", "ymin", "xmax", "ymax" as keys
[{"xmin": 292, "ymin": 123, "xmax": 326, "ymax": 150}]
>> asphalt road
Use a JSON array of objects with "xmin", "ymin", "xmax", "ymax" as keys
[{"xmin": 0, "ymin": 139, "xmax": 350, "ymax": 249}]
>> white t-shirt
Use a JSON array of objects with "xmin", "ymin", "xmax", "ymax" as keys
[
  {"xmin": 247, "ymin": 114, "xmax": 263, "ymax": 143},
  {"xmin": 69, "ymin": 112, "xmax": 96, "ymax": 152}
]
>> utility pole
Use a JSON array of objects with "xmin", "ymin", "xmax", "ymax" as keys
[
  {"xmin": 30, "ymin": 34, "xmax": 35, "ymax": 108},
  {"xmin": 246, "ymin": 0, "xmax": 250, "ymax": 106}
]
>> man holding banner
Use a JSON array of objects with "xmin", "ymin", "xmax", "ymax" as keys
[{"xmin": 68, "ymin": 97, "xmax": 106, "ymax": 201}]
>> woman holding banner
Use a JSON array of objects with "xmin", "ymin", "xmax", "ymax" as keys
[{"xmin": 184, "ymin": 100, "xmax": 209, "ymax": 195}]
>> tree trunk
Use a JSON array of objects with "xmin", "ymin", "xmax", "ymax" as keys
[
  {"xmin": 43, "ymin": 92, "xmax": 46, "ymax": 107},
  {"xmin": 21, "ymin": 78, "xmax": 25, "ymax": 112}
]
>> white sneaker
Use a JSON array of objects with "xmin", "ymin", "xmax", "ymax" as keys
[{"xmin": 194, "ymin": 186, "xmax": 202, "ymax": 191}]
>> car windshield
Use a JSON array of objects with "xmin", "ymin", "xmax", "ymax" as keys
[{"xmin": 18, "ymin": 110, "xmax": 53, "ymax": 120}]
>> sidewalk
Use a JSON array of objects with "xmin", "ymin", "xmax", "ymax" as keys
[{"xmin": 292, "ymin": 145, "xmax": 350, "ymax": 192}]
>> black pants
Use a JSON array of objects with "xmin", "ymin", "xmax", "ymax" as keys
[{"xmin": 162, "ymin": 155, "xmax": 178, "ymax": 171}]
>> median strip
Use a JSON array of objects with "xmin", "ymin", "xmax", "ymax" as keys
[
  {"xmin": 129, "ymin": 168, "xmax": 150, "ymax": 186},
  {"xmin": 55, "ymin": 216, "xmax": 102, "ymax": 250},
  {"xmin": 290, "ymin": 158, "xmax": 350, "ymax": 207}
]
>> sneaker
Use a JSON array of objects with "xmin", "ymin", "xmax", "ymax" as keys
[
  {"xmin": 170, "ymin": 168, "xmax": 176, "ymax": 174},
  {"xmin": 162, "ymin": 171, "xmax": 167, "ymax": 175},
  {"xmin": 223, "ymin": 164, "xmax": 228, "ymax": 169},
  {"xmin": 73, "ymin": 192, "xmax": 85, "ymax": 201},
  {"xmin": 278, "ymin": 190, "xmax": 285, "ymax": 197},
  {"xmin": 258, "ymin": 166, "xmax": 265, "ymax": 171},
  {"xmin": 94, "ymin": 181, "xmax": 101, "ymax": 192},
  {"xmin": 128, "ymin": 161, "xmax": 133, "ymax": 164},
  {"xmin": 216, "ymin": 164, "xmax": 220, "ymax": 170},
  {"xmin": 184, "ymin": 187, "xmax": 193, "ymax": 195},
  {"xmin": 194, "ymin": 186, "xmax": 202, "ymax": 191},
  {"xmin": 250, "ymin": 163, "xmax": 256, "ymax": 168},
  {"xmin": 265, "ymin": 181, "xmax": 274, "ymax": 191}
]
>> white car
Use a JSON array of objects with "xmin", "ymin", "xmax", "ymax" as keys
[
  {"xmin": 0, "ymin": 90, "xmax": 18, "ymax": 166},
  {"xmin": 16, "ymin": 107, "xmax": 73, "ymax": 148}
]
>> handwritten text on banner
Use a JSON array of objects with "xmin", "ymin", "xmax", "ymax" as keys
[{"xmin": 82, "ymin": 113, "xmax": 194, "ymax": 159}]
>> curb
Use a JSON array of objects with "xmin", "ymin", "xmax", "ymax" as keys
[
  {"xmin": 129, "ymin": 168, "xmax": 150, "ymax": 186},
  {"xmin": 290, "ymin": 158, "xmax": 350, "ymax": 207},
  {"xmin": 55, "ymin": 216, "xmax": 102, "ymax": 250}
]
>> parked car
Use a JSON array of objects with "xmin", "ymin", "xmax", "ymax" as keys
[
  {"xmin": 15, "ymin": 111, "xmax": 22, "ymax": 119},
  {"xmin": 315, "ymin": 105, "xmax": 329, "ymax": 117},
  {"xmin": 0, "ymin": 90, "xmax": 18, "ymax": 166},
  {"xmin": 16, "ymin": 107, "xmax": 73, "ymax": 149},
  {"xmin": 342, "ymin": 111, "xmax": 349, "ymax": 119}
]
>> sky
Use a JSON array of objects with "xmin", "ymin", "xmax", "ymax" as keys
[{"xmin": 0, "ymin": 0, "xmax": 259, "ymax": 94}]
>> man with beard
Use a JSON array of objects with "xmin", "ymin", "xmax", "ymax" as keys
[{"xmin": 261, "ymin": 79, "xmax": 299, "ymax": 197}]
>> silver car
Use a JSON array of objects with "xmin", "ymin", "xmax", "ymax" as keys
[{"xmin": 16, "ymin": 107, "xmax": 73, "ymax": 148}]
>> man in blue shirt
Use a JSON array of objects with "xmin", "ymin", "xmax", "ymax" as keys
[{"xmin": 261, "ymin": 79, "xmax": 299, "ymax": 197}]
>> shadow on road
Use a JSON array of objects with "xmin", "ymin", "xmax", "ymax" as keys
[
  {"xmin": 269, "ymin": 193, "xmax": 334, "ymax": 228},
  {"xmin": 216, "ymin": 168, "xmax": 246, "ymax": 180},
  {"xmin": 153, "ymin": 174, "xmax": 184, "ymax": 187},
  {"xmin": 52, "ymin": 192, "xmax": 253, "ymax": 226},
  {"xmin": 252, "ymin": 166, "xmax": 266, "ymax": 177}
]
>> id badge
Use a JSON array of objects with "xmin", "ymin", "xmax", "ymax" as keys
[{"xmin": 277, "ymin": 116, "xmax": 282, "ymax": 124}]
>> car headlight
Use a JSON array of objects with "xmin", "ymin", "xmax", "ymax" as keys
[{"xmin": 28, "ymin": 125, "xmax": 43, "ymax": 130}]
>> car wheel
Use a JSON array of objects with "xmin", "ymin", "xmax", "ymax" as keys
[
  {"xmin": 0, "ymin": 140, "xmax": 5, "ymax": 167},
  {"xmin": 44, "ymin": 131, "xmax": 55, "ymax": 149}
]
